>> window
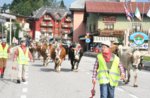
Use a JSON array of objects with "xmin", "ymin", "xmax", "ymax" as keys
[
  {"xmin": 105, "ymin": 23, "xmax": 114, "ymax": 30},
  {"xmin": 132, "ymin": 23, "xmax": 141, "ymax": 32}
]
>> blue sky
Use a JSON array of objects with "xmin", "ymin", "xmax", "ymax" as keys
[{"xmin": 0, "ymin": 0, "xmax": 75, "ymax": 7}]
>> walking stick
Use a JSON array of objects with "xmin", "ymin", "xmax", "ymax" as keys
[{"xmin": 89, "ymin": 83, "xmax": 96, "ymax": 98}]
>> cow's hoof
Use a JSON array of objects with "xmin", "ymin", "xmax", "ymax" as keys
[{"xmin": 133, "ymin": 84, "xmax": 138, "ymax": 87}]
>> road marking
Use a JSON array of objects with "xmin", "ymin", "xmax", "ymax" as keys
[
  {"xmin": 129, "ymin": 94, "xmax": 139, "ymax": 98},
  {"xmin": 22, "ymin": 88, "xmax": 28, "ymax": 93},
  {"xmin": 21, "ymin": 95, "xmax": 27, "ymax": 98}
]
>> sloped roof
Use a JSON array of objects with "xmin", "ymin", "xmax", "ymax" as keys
[
  {"xmin": 0, "ymin": 13, "xmax": 16, "ymax": 19},
  {"xmin": 70, "ymin": 0, "xmax": 86, "ymax": 10},
  {"xmin": 70, "ymin": 0, "xmax": 120, "ymax": 11},
  {"xmin": 86, "ymin": 1, "xmax": 150, "ymax": 14},
  {"xmin": 32, "ymin": 7, "xmax": 70, "ymax": 20}
]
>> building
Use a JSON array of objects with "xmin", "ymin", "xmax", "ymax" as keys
[
  {"xmin": 70, "ymin": 0, "xmax": 150, "ymax": 50},
  {"xmin": 29, "ymin": 7, "xmax": 73, "ymax": 42}
]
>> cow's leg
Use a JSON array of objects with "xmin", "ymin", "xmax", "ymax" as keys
[
  {"xmin": 43, "ymin": 57, "xmax": 47, "ymax": 66},
  {"xmin": 133, "ymin": 69, "xmax": 138, "ymax": 87},
  {"xmin": 58, "ymin": 64, "xmax": 61, "ymax": 72},
  {"xmin": 125, "ymin": 69, "xmax": 130, "ymax": 84},
  {"xmin": 71, "ymin": 59, "xmax": 74, "ymax": 71},
  {"xmin": 54, "ymin": 63, "xmax": 57, "ymax": 71}
]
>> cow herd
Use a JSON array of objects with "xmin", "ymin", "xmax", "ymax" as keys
[{"xmin": 29, "ymin": 41, "xmax": 83, "ymax": 72}]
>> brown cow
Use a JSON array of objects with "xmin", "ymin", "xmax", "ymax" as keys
[{"xmin": 49, "ymin": 43, "xmax": 66, "ymax": 72}]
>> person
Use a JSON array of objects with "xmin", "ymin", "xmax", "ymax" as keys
[
  {"xmin": 0, "ymin": 38, "xmax": 10, "ymax": 78},
  {"xmin": 92, "ymin": 41, "xmax": 125, "ymax": 98},
  {"xmin": 13, "ymin": 38, "xmax": 33, "ymax": 83}
]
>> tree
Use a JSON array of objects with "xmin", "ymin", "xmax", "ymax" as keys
[
  {"xmin": 10, "ymin": 0, "xmax": 54, "ymax": 16},
  {"xmin": 1, "ymin": 3, "xmax": 10, "ymax": 13},
  {"xmin": 59, "ymin": 0, "xmax": 66, "ymax": 8}
]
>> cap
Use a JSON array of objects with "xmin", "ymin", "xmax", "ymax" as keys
[
  {"xmin": 100, "ymin": 41, "xmax": 111, "ymax": 47},
  {"xmin": 2, "ymin": 38, "xmax": 7, "ymax": 42},
  {"xmin": 20, "ymin": 38, "xmax": 26, "ymax": 43}
]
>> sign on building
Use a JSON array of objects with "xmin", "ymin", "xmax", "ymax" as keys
[
  {"xmin": 93, "ymin": 36, "xmax": 118, "ymax": 43},
  {"xmin": 129, "ymin": 32, "xmax": 149, "ymax": 49}
]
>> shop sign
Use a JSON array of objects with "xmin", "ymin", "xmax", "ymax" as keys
[{"xmin": 129, "ymin": 32, "xmax": 148, "ymax": 46}]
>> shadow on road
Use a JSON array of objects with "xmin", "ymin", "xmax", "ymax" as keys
[
  {"xmin": 40, "ymin": 68, "xmax": 54, "ymax": 72},
  {"xmin": 32, "ymin": 64, "xmax": 43, "ymax": 67},
  {"xmin": 61, "ymin": 68, "xmax": 71, "ymax": 72},
  {"xmin": 40, "ymin": 68, "xmax": 71, "ymax": 72}
]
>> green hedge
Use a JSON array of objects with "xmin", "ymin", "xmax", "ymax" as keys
[{"xmin": 143, "ymin": 56, "xmax": 150, "ymax": 61}]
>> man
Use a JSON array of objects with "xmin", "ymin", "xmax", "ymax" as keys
[
  {"xmin": 13, "ymin": 38, "xmax": 33, "ymax": 83},
  {"xmin": 0, "ymin": 38, "xmax": 10, "ymax": 78},
  {"xmin": 92, "ymin": 41, "xmax": 125, "ymax": 98}
]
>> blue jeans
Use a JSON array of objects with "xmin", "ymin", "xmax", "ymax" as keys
[{"xmin": 100, "ymin": 83, "xmax": 115, "ymax": 98}]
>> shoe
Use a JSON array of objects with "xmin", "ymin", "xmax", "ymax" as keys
[
  {"xmin": 17, "ymin": 80, "xmax": 21, "ymax": 84},
  {"xmin": 133, "ymin": 84, "xmax": 138, "ymax": 87},
  {"xmin": 1, "ymin": 74, "xmax": 4, "ymax": 78},
  {"xmin": 22, "ymin": 79, "xmax": 26, "ymax": 82}
]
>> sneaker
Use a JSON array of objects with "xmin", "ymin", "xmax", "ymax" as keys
[{"xmin": 17, "ymin": 80, "xmax": 21, "ymax": 84}]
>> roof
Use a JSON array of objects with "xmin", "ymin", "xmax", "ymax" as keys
[
  {"xmin": 0, "ymin": 13, "xmax": 16, "ymax": 19},
  {"xmin": 70, "ymin": 0, "xmax": 121, "ymax": 11},
  {"xmin": 0, "ymin": 15, "xmax": 6, "ymax": 23},
  {"xmin": 32, "ymin": 7, "xmax": 70, "ymax": 20},
  {"xmin": 70, "ymin": 0, "xmax": 86, "ymax": 11},
  {"xmin": 86, "ymin": 1, "xmax": 150, "ymax": 14}
]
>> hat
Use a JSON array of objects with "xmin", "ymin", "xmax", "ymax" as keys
[
  {"xmin": 100, "ymin": 41, "xmax": 111, "ymax": 47},
  {"xmin": 20, "ymin": 38, "xmax": 26, "ymax": 43},
  {"xmin": 2, "ymin": 38, "xmax": 7, "ymax": 42}
]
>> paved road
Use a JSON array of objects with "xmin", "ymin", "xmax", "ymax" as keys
[{"xmin": 0, "ymin": 56, "xmax": 150, "ymax": 98}]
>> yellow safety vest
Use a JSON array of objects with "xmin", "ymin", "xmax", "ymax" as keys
[
  {"xmin": 0, "ymin": 44, "xmax": 9, "ymax": 58},
  {"xmin": 17, "ymin": 47, "xmax": 29, "ymax": 65},
  {"xmin": 97, "ymin": 53, "xmax": 120, "ymax": 87}
]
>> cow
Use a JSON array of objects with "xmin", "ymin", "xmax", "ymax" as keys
[
  {"xmin": 68, "ymin": 44, "xmax": 83, "ymax": 71},
  {"xmin": 117, "ymin": 45, "xmax": 134, "ymax": 84},
  {"xmin": 49, "ymin": 43, "xmax": 67, "ymax": 72}
]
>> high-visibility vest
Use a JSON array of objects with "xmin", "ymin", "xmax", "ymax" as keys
[
  {"xmin": 97, "ymin": 53, "xmax": 120, "ymax": 87},
  {"xmin": 0, "ymin": 44, "xmax": 9, "ymax": 58},
  {"xmin": 17, "ymin": 47, "xmax": 29, "ymax": 65}
]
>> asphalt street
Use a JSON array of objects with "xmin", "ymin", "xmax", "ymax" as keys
[{"xmin": 0, "ymin": 56, "xmax": 150, "ymax": 98}]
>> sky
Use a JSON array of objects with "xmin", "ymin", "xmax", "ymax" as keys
[{"xmin": 0, "ymin": 0, "xmax": 75, "ymax": 7}]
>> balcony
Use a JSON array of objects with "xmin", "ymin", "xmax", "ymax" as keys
[
  {"xmin": 62, "ymin": 30, "xmax": 70, "ymax": 34},
  {"xmin": 62, "ymin": 23, "xmax": 72, "ymax": 28},
  {"xmin": 41, "ymin": 22, "xmax": 47, "ymax": 26},
  {"xmin": 47, "ymin": 29, "xmax": 53, "ymax": 33},
  {"xmin": 44, "ymin": 16, "xmax": 51, "ymax": 21},
  {"xmin": 65, "ymin": 17, "xmax": 71, "ymax": 22},
  {"xmin": 47, "ymin": 23, "xmax": 53, "ymax": 27},
  {"xmin": 41, "ymin": 28, "xmax": 47, "ymax": 32}
]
